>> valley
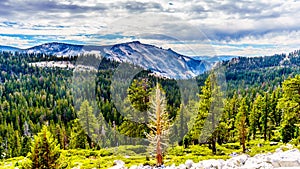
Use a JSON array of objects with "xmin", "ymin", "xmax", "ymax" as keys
[{"xmin": 0, "ymin": 42, "xmax": 299, "ymax": 168}]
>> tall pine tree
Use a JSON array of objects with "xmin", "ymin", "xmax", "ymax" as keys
[
  {"xmin": 30, "ymin": 125, "xmax": 60, "ymax": 169},
  {"xmin": 236, "ymin": 98, "xmax": 248, "ymax": 153}
]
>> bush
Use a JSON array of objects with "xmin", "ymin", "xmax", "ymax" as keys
[
  {"xmin": 222, "ymin": 143, "xmax": 240, "ymax": 150},
  {"xmin": 99, "ymin": 149, "xmax": 113, "ymax": 157},
  {"xmin": 190, "ymin": 145, "xmax": 212, "ymax": 156},
  {"xmin": 125, "ymin": 145, "xmax": 147, "ymax": 154},
  {"xmin": 167, "ymin": 146, "xmax": 185, "ymax": 156},
  {"xmin": 19, "ymin": 157, "xmax": 32, "ymax": 169}
]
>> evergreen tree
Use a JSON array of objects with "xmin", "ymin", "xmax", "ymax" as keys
[
  {"xmin": 128, "ymin": 78, "xmax": 152, "ymax": 119},
  {"xmin": 223, "ymin": 92, "xmax": 239, "ymax": 142},
  {"xmin": 194, "ymin": 73, "xmax": 224, "ymax": 154},
  {"xmin": 12, "ymin": 130, "xmax": 21, "ymax": 157},
  {"xmin": 236, "ymin": 98, "xmax": 248, "ymax": 153},
  {"xmin": 270, "ymin": 88, "xmax": 281, "ymax": 126},
  {"xmin": 77, "ymin": 100, "xmax": 99, "ymax": 148},
  {"xmin": 21, "ymin": 136, "xmax": 32, "ymax": 157},
  {"xmin": 69, "ymin": 119, "xmax": 88, "ymax": 149},
  {"xmin": 249, "ymin": 94, "xmax": 263, "ymax": 140},
  {"xmin": 278, "ymin": 75, "xmax": 300, "ymax": 142},
  {"xmin": 260, "ymin": 92, "xmax": 271, "ymax": 141},
  {"xmin": 30, "ymin": 125, "xmax": 60, "ymax": 169}
]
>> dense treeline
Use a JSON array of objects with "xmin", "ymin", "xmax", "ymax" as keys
[
  {"xmin": 0, "ymin": 51, "xmax": 75, "ymax": 158},
  {"xmin": 0, "ymin": 49, "xmax": 300, "ymax": 159}
]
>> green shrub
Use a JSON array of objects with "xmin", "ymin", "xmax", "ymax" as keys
[
  {"xmin": 190, "ymin": 145, "xmax": 212, "ymax": 156},
  {"xmin": 167, "ymin": 146, "xmax": 185, "ymax": 156},
  {"xmin": 19, "ymin": 157, "xmax": 32, "ymax": 169},
  {"xmin": 222, "ymin": 143, "xmax": 240, "ymax": 150},
  {"xmin": 122, "ymin": 145, "xmax": 147, "ymax": 154},
  {"xmin": 99, "ymin": 149, "xmax": 113, "ymax": 157}
]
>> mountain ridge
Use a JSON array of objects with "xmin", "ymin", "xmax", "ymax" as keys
[
  {"xmin": 2, "ymin": 41, "xmax": 299, "ymax": 79},
  {"xmin": 0, "ymin": 41, "xmax": 214, "ymax": 79}
]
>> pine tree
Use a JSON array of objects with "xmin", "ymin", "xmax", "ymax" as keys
[
  {"xmin": 270, "ymin": 89, "xmax": 281, "ymax": 127},
  {"xmin": 12, "ymin": 130, "xmax": 21, "ymax": 157},
  {"xmin": 260, "ymin": 92, "xmax": 270, "ymax": 141},
  {"xmin": 21, "ymin": 136, "xmax": 32, "ymax": 156},
  {"xmin": 223, "ymin": 92, "xmax": 239, "ymax": 142},
  {"xmin": 69, "ymin": 119, "xmax": 88, "ymax": 149},
  {"xmin": 30, "ymin": 125, "xmax": 60, "ymax": 169},
  {"xmin": 194, "ymin": 73, "xmax": 224, "ymax": 154},
  {"xmin": 118, "ymin": 97, "xmax": 149, "ymax": 140},
  {"xmin": 77, "ymin": 100, "xmax": 99, "ymax": 148},
  {"xmin": 118, "ymin": 78, "xmax": 152, "ymax": 139},
  {"xmin": 249, "ymin": 94, "xmax": 263, "ymax": 140},
  {"xmin": 236, "ymin": 98, "xmax": 248, "ymax": 153},
  {"xmin": 128, "ymin": 78, "xmax": 152, "ymax": 118},
  {"xmin": 278, "ymin": 75, "xmax": 300, "ymax": 142}
]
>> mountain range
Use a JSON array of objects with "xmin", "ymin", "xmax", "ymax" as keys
[
  {"xmin": 0, "ymin": 41, "xmax": 234, "ymax": 79},
  {"xmin": 2, "ymin": 41, "xmax": 299, "ymax": 79}
]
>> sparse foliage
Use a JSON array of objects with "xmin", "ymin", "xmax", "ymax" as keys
[{"xmin": 145, "ymin": 83, "xmax": 171, "ymax": 166}]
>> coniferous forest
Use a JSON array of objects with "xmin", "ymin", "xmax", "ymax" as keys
[{"xmin": 0, "ymin": 49, "xmax": 300, "ymax": 168}]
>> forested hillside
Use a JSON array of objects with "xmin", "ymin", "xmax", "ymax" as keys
[{"xmin": 0, "ymin": 49, "xmax": 300, "ymax": 167}]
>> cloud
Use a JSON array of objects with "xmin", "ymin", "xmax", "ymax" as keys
[
  {"xmin": 115, "ymin": 1, "xmax": 163, "ymax": 13},
  {"xmin": 0, "ymin": 0, "xmax": 299, "ymax": 56}
]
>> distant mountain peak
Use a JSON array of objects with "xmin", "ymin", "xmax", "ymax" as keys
[
  {"xmin": 130, "ymin": 40, "xmax": 141, "ymax": 44},
  {"xmin": 0, "ymin": 41, "xmax": 212, "ymax": 79},
  {"xmin": 25, "ymin": 42, "xmax": 84, "ymax": 57},
  {"xmin": 99, "ymin": 41, "xmax": 211, "ymax": 79}
]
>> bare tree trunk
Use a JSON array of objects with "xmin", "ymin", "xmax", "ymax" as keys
[
  {"xmin": 156, "ymin": 136, "xmax": 162, "ymax": 166},
  {"xmin": 156, "ymin": 85, "xmax": 163, "ymax": 166}
]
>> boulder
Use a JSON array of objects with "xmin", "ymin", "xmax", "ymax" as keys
[
  {"xmin": 129, "ymin": 165, "xmax": 145, "ymax": 169},
  {"xmin": 266, "ymin": 148, "xmax": 300, "ymax": 168},
  {"xmin": 109, "ymin": 165, "xmax": 127, "ymax": 169},
  {"xmin": 275, "ymin": 148, "xmax": 283, "ymax": 153},
  {"xmin": 185, "ymin": 159, "xmax": 194, "ymax": 168},
  {"xmin": 129, "ymin": 165, "xmax": 138, "ymax": 169},
  {"xmin": 224, "ymin": 154, "xmax": 249, "ymax": 167},
  {"xmin": 110, "ymin": 160, "xmax": 127, "ymax": 169},
  {"xmin": 114, "ymin": 160, "xmax": 125, "ymax": 166},
  {"xmin": 197, "ymin": 159, "xmax": 225, "ymax": 169},
  {"xmin": 268, "ymin": 157, "xmax": 281, "ymax": 168},
  {"xmin": 165, "ymin": 164, "xmax": 176, "ymax": 169},
  {"xmin": 142, "ymin": 165, "xmax": 152, "ymax": 169},
  {"xmin": 278, "ymin": 159, "xmax": 300, "ymax": 167},
  {"xmin": 177, "ymin": 164, "xmax": 187, "ymax": 169},
  {"xmin": 191, "ymin": 162, "xmax": 202, "ymax": 169},
  {"xmin": 286, "ymin": 144, "xmax": 293, "ymax": 149},
  {"xmin": 241, "ymin": 156, "xmax": 273, "ymax": 169}
]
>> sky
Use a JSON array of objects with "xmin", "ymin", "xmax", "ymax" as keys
[{"xmin": 0, "ymin": 0, "xmax": 300, "ymax": 57}]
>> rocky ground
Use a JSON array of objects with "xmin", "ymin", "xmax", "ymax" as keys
[{"xmin": 110, "ymin": 145, "xmax": 300, "ymax": 169}]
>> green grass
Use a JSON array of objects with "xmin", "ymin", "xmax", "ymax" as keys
[{"xmin": 0, "ymin": 142, "xmax": 297, "ymax": 169}]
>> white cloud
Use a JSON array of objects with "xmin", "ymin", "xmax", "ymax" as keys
[
  {"xmin": 0, "ymin": 36, "xmax": 33, "ymax": 47},
  {"xmin": 0, "ymin": 0, "xmax": 299, "ymax": 56}
]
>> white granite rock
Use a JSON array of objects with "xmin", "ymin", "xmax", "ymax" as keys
[
  {"xmin": 196, "ymin": 159, "xmax": 225, "ymax": 169},
  {"xmin": 185, "ymin": 159, "xmax": 194, "ymax": 168},
  {"xmin": 177, "ymin": 164, "xmax": 187, "ymax": 169},
  {"xmin": 129, "ymin": 165, "xmax": 138, "ymax": 169},
  {"xmin": 224, "ymin": 154, "xmax": 249, "ymax": 168},
  {"xmin": 123, "ymin": 147, "xmax": 300, "ymax": 169},
  {"xmin": 110, "ymin": 160, "xmax": 127, "ymax": 169}
]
